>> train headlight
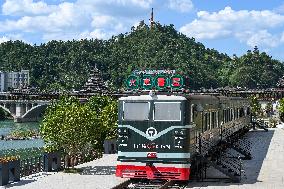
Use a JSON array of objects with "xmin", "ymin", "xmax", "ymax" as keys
[
  {"xmin": 174, "ymin": 137, "xmax": 186, "ymax": 149},
  {"xmin": 173, "ymin": 129, "xmax": 186, "ymax": 136},
  {"xmin": 117, "ymin": 128, "xmax": 128, "ymax": 136},
  {"xmin": 118, "ymin": 135, "xmax": 128, "ymax": 144}
]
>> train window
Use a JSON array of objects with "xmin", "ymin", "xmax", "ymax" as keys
[
  {"xmin": 226, "ymin": 109, "xmax": 229, "ymax": 122},
  {"xmin": 154, "ymin": 102, "xmax": 181, "ymax": 121},
  {"xmin": 247, "ymin": 107, "xmax": 251, "ymax": 115},
  {"xmin": 216, "ymin": 111, "xmax": 219, "ymax": 127},
  {"xmin": 190, "ymin": 104, "xmax": 195, "ymax": 123},
  {"xmin": 123, "ymin": 102, "xmax": 150, "ymax": 121},
  {"xmin": 240, "ymin": 108, "xmax": 244, "ymax": 117},
  {"xmin": 204, "ymin": 113, "xmax": 208, "ymax": 131},
  {"xmin": 230, "ymin": 109, "xmax": 233, "ymax": 121},
  {"xmin": 211, "ymin": 112, "xmax": 215, "ymax": 128}
]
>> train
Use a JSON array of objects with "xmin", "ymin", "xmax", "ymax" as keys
[{"xmin": 115, "ymin": 92, "xmax": 251, "ymax": 181}]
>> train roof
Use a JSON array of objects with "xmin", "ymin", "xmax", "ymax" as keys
[
  {"xmin": 119, "ymin": 95, "xmax": 187, "ymax": 101},
  {"xmin": 118, "ymin": 93, "xmax": 249, "ymax": 105}
]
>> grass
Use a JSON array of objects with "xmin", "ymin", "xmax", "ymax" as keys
[
  {"xmin": 0, "ymin": 147, "xmax": 43, "ymax": 159},
  {"xmin": 63, "ymin": 168, "xmax": 83, "ymax": 174}
]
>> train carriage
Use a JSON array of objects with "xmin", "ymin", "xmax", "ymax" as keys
[{"xmin": 116, "ymin": 93, "xmax": 251, "ymax": 181}]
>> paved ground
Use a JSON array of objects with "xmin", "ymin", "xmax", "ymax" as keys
[
  {"xmin": 2, "ymin": 128, "xmax": 284, "ymax": 189},
  {"xmin": 3, "ymin": 154, "xmax": 127, "ymax": 189},
  {"xmin": 186, "ymin": 128, "xmax": 284, "ymax": 189}
]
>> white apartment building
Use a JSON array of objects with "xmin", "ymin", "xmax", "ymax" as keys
[
  {"xmin": 0, "ymin": 71, "xmax": 5, "ymax": 92},
  {"xmin": 0, "ymin": 70, "xmax": 30, "ymax": 92}
]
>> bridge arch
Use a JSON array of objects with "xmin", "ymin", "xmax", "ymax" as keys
[
  {"xmin": 21, "ymin": 104, "xmax": 48, "ymax": 120},
  {"xmin": 0, "ymin": 105, "xmax": 16, "ymax": 118}
]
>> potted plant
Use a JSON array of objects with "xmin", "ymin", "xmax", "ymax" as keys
[
  {"xmin": 0, "ymin": 156, "xmax": 20, "ymax": 186},
  {"xmin": 43, "ymin": 146, "xmax": 61, "ymax": 172}
]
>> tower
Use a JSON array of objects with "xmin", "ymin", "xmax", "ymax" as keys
[
  {"xmin": 150, "ymin": 8, "xmax": 154, "ymax": 28},
  {"xmin": 81, "ymin": 65, "xmax": 108, "ymax": 94}
]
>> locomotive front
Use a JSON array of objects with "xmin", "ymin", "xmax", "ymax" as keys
[{"xmin": 116, "ymin": 94, "xmax": 192, "ymax": 180}]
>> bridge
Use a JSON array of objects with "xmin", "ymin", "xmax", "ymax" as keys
[
  {"xmin": 0, "ymin": 100, "xmax": 49, "ymax": 122},
  {"xmin": 0, "ymin": 88, "xmax": 284, "ymax": 122}
]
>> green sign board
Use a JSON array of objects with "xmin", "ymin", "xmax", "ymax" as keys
[{"xmin": 125, "ymin": 71, "xmax": 184, "ymax": 91}]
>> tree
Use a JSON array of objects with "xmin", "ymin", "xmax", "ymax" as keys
[
  {"xmin": 40, "ymin": 96, "xmax": 99, "ymax": 167},
  {"xmin": 250, "ymin": 96, "xmax": 261, "ymax": 117},
  {"xmin": 86, "ymin": 95, "xmax": 118, "ymax": 151},
  {"xmin": 40, "ymin": 95, "xmax": 118, "ymax": 168},
  {"xmin": 278, "ymin": 98, "xmax": 284, "ymax": 122},
  {"xmin": 265, "ymin": 102, "xmax": 273, "ymax": 117},
  {"xmin": 0, "ymin": 26, "xmax": 283, "ymax": 91}
]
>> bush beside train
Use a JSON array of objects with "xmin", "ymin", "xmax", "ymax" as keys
[{"xmin": 116, "ymin": 93, "xmax": 251, "ymax": 180}]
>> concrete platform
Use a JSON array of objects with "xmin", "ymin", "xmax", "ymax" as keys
[
  {"xmin": 3, "ymin": 128, "xmax": 284, "ymax": 189},
  {"xmin": 186, "ymin": 128, "xmax": 284, "ymax": 189},
  {"xmin": 3, "ymin": 154, "xmax": 127, "ymax": 189}
]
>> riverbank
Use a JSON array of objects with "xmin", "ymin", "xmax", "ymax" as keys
[
  {"xmin": 2, "ymin": 128, "xmax": 41, "ymax": 140},
  {"xmin": 1, "ymin": 135, "xmax": 41, "ymax": 140},
  {"xmin": 0, "ymin": 120, "xmax": 40, "ymax": 137},
  {"xmin": 0, "ymin": 120, "xmax": 44, "ymax": 159}
]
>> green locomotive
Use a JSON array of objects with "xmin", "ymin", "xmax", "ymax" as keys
[{"xmin": 116, "ymin": 93, "xmax": 251, "ymax": 180}]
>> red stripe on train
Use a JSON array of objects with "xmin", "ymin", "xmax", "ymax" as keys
[{"xmin": 116, "ymin": 165, "xmax": 190, "ymax": 180}]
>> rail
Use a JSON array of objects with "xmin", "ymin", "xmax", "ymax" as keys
[
  {"xmin": 20, "ymin": 155, "xmax": 44, "ymax": 177},
  {"xmin": 111, "ymin": 179, "xmax": 187, "ymax": 189}
]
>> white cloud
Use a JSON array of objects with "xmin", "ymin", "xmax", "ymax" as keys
[
  {"xmin": 2, "ymin": 0, "xmax": 57, "ymax": 16},
  {"xmin": 0, "ymin": 0, "xmax": 154, "ymax": 42},
  {"xmin": 91, "ymin": 15, "xmax": 116, "ymax": 28},
  {"xmin": 168, "ymin": 0, "xmax": 193, "ymax": 13},
  {"xmin": 0, "ymin": 34, "xmax": 28, "ymax": 43},
  {"xmin": 1, "ymin": 2, "xmax": 89, "ymax": 33},
  {"xmin": 236, "ymin": 30, "xmax": 280, "ymax": 48},
  {"xmin": 79, "ymin": 29, "xmax": 110, "ymax": 40},
  {"xmin": 180, "ymin": 7, "xmax": 284, "ymax": 48},
  {"xmin": 0, "ymin": 36, "xmax": 10, "ymax": 43}
]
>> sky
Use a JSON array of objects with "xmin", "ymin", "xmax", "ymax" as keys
[{"xmin": 1, "ymin": 0, "xmax": 284, "ymax": 60}]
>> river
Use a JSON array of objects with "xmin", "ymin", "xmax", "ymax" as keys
[{"xmin": 0, "ymin": 120, "xmax": 44, "ymax": 153}]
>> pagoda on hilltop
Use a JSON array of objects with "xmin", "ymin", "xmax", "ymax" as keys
[{"xmin": 81, "ymin": 66, "xmax": 108, "ymax": 94}]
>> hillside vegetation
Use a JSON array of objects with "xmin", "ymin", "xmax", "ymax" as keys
[{"xmin": 0, "ymin": 22, "xmax": 283, "ymax": 90}]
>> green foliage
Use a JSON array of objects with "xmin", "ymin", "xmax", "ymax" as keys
[
  {"xmin": 229, "ymin": 47, "xmax": 284, "ymax": 88},
  {"xmin": 40, "ymin": 95, "xmax": 117, "ymax": 165},
  {"xmin": 0, "ymin": 26, "xmax": 283, "ymax": 90},
  {"xmin": 269, "ymin": 117, "xmax": 278, "ymax": 128},
  {"xmin": 250, "ymin": 96, "xmax": 261, "ymax": 116},
  {"xmin": 9, "ymin": 129, "xmax": 39, "ymax": 139},
  {"xmin": 0, "ymin": 107, "xmax": 11, "ymax": 120},
  {"xmin": 0, "ymin": 107, "xmax": 6, "ymax": 120},
  {"xmin": 278, "ymin": 98, "xmax": 284, "ymax": 122},
  {"xmin": 265, "ymin": 102, "xmax": 273, "ymax": 116},
  {"xmin": 63, "ymin": 168, "xmax": 83, "ymax": 174},
  {"xmin": 0, "ymin": 147, "xmax": 43, "ymax": 159},
  {"xmin": 278, "ymin": 98, "xmax": 284, "ymax": 114}
]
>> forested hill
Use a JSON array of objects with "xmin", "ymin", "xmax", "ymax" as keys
[{"xmin": 0, "ymin": 22, "xmax": 283, "ymax": 91}]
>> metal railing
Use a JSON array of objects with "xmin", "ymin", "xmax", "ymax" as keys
[{"xmin": 20, "ymin": 155, "xmax": 44, "ymax": 177}]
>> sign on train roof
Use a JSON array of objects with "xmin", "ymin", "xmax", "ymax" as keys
[
  {"xmin": 132, "ymin": 70, "xmax": 176, "ymax": 75},
  {"xmin": 125, "ymin": 70, "xmax": 184, "ymax": 91}
]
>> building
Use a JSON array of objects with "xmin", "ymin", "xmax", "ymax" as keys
[
  {"xmin": 80, "ymin": 66, "xmax": 108, "ymax": 94},
  {"xmin": 0, "ymin": 71, "xmax": 6, "ymax": 92},
  {"xmin": 0, "ymin": 70, "xmax": 30, "ymax": 92}
]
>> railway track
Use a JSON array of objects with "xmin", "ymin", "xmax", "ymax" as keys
[{"xmin": 112, "ymin": 179, "xmax": 187, "ymax": 189}]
